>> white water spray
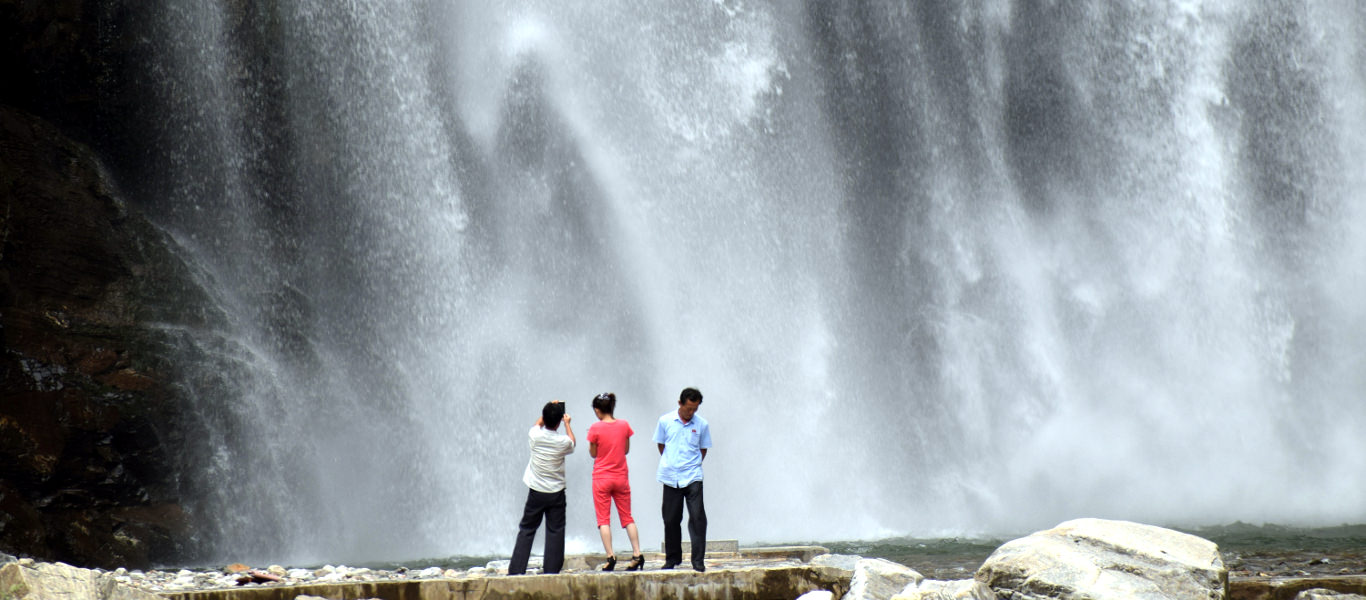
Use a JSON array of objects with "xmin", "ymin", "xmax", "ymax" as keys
[{"xmin": 128, "ymin": 0, "xmax": 1366, "ymax": 565}]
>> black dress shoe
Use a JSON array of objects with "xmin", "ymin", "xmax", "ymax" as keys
[
  {"xmin": 661, "ymin": 561, "xmax": 678, "ymax": 570},
  {"xmin": 692, "ymin": 562, "xmax": 706, "ymax": 572}
]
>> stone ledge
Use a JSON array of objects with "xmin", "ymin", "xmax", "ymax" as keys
[
  {"xmin": 580, "ymin": 546, "xmax": 828, "ymax": 570},
  {"xmin": 664, "ymin": 539, "xmax": 740, "ymax": 555},
  {"xmin": 161, "ymin": 564, "xmax": 851, "ymax": 600}
]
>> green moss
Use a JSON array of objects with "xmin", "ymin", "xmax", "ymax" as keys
[{"xmin": 3, "ymin": 581, "xmax": 29, "ymax": 600}]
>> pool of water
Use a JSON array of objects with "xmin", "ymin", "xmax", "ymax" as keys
[
  {"xmin": 788, "ymin": 523, "xmax": 1366, "ymax": 580},
  {"xmin": 306, "ymin": 522, "xmax": 1366, "ymax": 581}
]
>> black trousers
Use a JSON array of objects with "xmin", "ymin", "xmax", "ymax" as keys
[
  {"xmin": 661, "ymin": 481, "xmax": 707, "ymax": 568},
  {"xmin": 509, "ymin": 488, "xmax": 566, "ymax": 575}
]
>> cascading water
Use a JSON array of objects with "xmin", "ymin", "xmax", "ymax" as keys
[{"xmin": 117, "ymin": 1, "xmax": 1366, "ymax": 565}]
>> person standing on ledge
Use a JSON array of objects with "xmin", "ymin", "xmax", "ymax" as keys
[
  {"xmin": 587, "ymin": 392, "xmax": 645, "ymax": 571},
  {"xmin": 654, "ymin": 387, "xmax": 711, "ymax": 572},
  {"xmin": 509, "ymin": 400, "xmax": 575, "ymax": 575}
]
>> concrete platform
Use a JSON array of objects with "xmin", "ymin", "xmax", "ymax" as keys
[
  {"xmin": 662, "ymin": 539, "xmax": 740, "ymax": 555},
  {"xmin": 580, "ymin": 545, "xmax": 826, "ymax": 570},
  {"xmin": 161, "ymin": 556, "xmax": 850, "ymax": 600}
]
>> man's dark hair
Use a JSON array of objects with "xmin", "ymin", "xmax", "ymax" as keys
[
  {"xmin": 592, "ymin": 392, "xmax": 616, "ymax": 415},
  {"xmin": 679, "ymin": 387, "xmax": 703, "ymax": 405},
  {"xmin": 542, "ymin": 401, "xmax": 564, "ymax": 431}
]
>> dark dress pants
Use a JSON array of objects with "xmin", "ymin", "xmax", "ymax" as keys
[
  {"xmin": 662, "ymin": 481, "xmax": 707, "ymax": 569},
  {"xmin": 509, "ymin": 488, "xmax": 567, "ymax": 575}
]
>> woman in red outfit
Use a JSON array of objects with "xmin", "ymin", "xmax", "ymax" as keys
[{"xmin": 587, "ymin": 392, "xmax": 644, "ymax": 571}]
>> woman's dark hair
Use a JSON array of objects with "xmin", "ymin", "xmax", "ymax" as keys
[
  {"xmin": 542, "ymin": 401, "xmax": 565, "ymax": 431},
  {"xmin": 592, "ymin": 392, "xmax": 617, "ymax": 415},
  {"xmin": 679, "ymin": 387, "xmax": 703, "ymax": 405}
]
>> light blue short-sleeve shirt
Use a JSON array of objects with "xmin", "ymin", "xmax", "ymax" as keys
[{"xmin": 654, "ymin": 411, "xmax": 711, "ymax": 487}]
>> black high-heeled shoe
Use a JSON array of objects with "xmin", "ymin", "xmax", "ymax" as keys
[
  {"xmin": 624, "ymin": 554, "xmax": 645, "ymax": 571},
  {"xmin": 602, "ymin": 555, "xmax": 617, "ymax": 571}
]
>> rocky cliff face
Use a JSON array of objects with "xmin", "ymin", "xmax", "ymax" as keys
[
  {"xmin": 0, "ymin": 1, "xmax": 143, "ymax": 159},
  {"xmin": 0, "ymin": 0, "xmax": 226, "ymax": 568},
  {"xmin": 0, "ymin": 104, "xmax": 219, "ymax": 568}
]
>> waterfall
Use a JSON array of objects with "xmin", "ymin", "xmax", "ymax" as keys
[{"xmin": 121, "ymin": 0, "xmax": 1366, "ymax": 565}]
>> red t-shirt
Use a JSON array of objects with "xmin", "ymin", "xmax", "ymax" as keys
[{"xmin": 587, "ymin": 419, "xmax": 633, "ymax": 480}]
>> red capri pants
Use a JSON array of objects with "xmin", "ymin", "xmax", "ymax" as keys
[{"xmin": 593, "ymin": 478, "xmax": 634, "ymax": 527}]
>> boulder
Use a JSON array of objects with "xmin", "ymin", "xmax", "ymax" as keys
[
  {"xmin": 0, "ymin": 560, "xmax": 160, "ymax": 600},
  {"xmin": 799, "ymin": 592, "xmax": 836, "ymax": 600},
  {"xmin": 843, "ymin": 558, "xmax": 925, "ymax": 600},
  {"xmin": 894, "ymin": 579, "xmax": 998, "ymax": 600},
  {"xmin": 976, "ymin": 518, "xmax": 1226, "ymax": 600},
  {"xmin": 813, "ymin": 554, "xmax": 866, "ymax": 571},
  {"xmin": 1297, "ymin": 590, "xmax": 1366, "ymax": 600}
]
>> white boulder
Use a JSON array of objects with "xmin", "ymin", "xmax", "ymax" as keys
[
  {"xmin": 1296, "ymin": 591, "xmax": 1366, "ymax": 600},
  {"xmin": 975, "ymin": 518, "xmax": 1226, "ymax": 600},
  {"xmin": 0, "ymin": 561, "xmax": 161, "ymax": 600},
  {"xmin": 812, "ymin": 554, "xmax": 865, "ymax": 571},
  {"xmin": 893, "ymin": 579, "xmax": 997, "ymax": 600},
  {"xmin": 843, "ymin": 558, "xmax": 925, "ymax": 600}
]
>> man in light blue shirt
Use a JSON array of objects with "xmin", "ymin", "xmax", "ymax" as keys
[{"xmin": 654, "ymin": 387, "xmax": 712, "ymax": 571}]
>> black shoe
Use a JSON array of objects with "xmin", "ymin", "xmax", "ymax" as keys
[
  {"xmin": 661, "ymin": 561, "xmax": 678, "ymax": 570},
  {"xmin": 602, "ymin": 555, "xmax": 617, "ymax": 571},
  {"xmin": 625, "ymin": 555, "xmax": 645, "ymax": 571},
  {"xmin": 692, "ymin": 562, "xmax": 706, "ymax": 572}
]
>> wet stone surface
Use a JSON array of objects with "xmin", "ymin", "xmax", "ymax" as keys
[
  {"xmin": 17, "ymin": 542, "xmax": 1366, "ymax": 595},
  {"xmin": 92, "ymin": 552, "xmax": 817, "ymax": 595},
  {"xmin": 1226, "ymin": 549, "xmax": 1366, "ymax": 579}
]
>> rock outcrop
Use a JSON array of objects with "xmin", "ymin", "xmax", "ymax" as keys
[
  {"xmin": 0, "ymin": 104, "xmax": 218, "ymax": 568},
  {"xmin": 0, "ymin": 560, "xmax": 161, "ymax": 600},
  {"xmin": 975, "ymin": 518, "xmax": 1227, "ymax": 600}
]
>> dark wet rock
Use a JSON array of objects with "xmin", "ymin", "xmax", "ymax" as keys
[
  {"xmin": 0, "ymin": 104, "xmax": 219, "ymax": 568},
  {"xmin": 236, "ymin": 570, "xmax": 283, "ymax": 585}
]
